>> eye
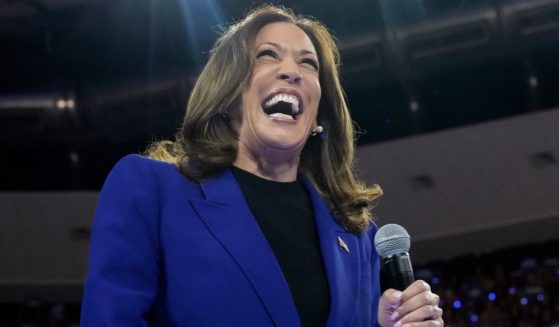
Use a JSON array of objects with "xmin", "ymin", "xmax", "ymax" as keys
[
  {"xmin": 256, "ymin": 49, "xmax": 278, "ymax": 59},
  {"xmin": 301, "ymin": 58, "xmax": 319, "ymax": 70}
]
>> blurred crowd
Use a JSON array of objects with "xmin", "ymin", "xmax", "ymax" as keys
[
  {"xmin": 416, "ymin": 240, "xmax": 559, "ymax": 327},
  {"xmin": 0, "ymin": 301, "xmax": 80, "ymax": 327},
  {"xmin": 0, "ymin": 240, "xmax": 557, "ymax": 326}
]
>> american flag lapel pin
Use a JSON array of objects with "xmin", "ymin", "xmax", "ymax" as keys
[{"xmin": 338, "ymin": 236, "xmax": 350, "ymax": 253}]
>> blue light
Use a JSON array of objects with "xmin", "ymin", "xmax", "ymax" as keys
[
  {"xmin": 431, "ymin": 276, "xmax": 440, "ymax": 285},
  {"xmin": 470, "ymin": 314, "xmax": 479, "ymax": 322},
  {"xmin": 537, "ymin": 294, "xmax": 545, "ymax": 302},
  {"xmin": 178, "ymin": 0, "xmax": 225, "ymax": 65},
  {"xmin": 488, "ymin": 292, "xmax": 496, "ymax": 302},
  {"xmin": 520, "ymin": 297, "xmax": 528, "ymax": 305},
  {"xmin": 453, "ymin": 300, "xmax": 462, "ymax": 309},
  {"xmin": 508, "ymin": 287, "xmax": 516, "ymax": 295}
]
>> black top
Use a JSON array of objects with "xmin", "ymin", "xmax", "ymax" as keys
[{"xmin": 232, "ymin": 166, "xmax": 331, "ymax": 326}]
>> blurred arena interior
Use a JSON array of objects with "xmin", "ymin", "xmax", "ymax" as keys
[{"xmin": 0, "ymin": 0, "xmax": 558, "ymax": 325}]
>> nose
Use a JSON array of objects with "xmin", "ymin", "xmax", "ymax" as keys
[
  {"xmin": 278, "ymin": 60, "xmax": 303, "ymax": 84},
  {"xmin": 279, "ymin": 71, "xmax": 302, "ymax": 84}
]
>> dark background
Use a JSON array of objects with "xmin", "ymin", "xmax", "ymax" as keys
[
  {"xmin": 2, "ymin": 0, "xmax": 559, "ymax": 190},
  {"xmin": 1, "ymin": 1, "xmax": 559, "ymax": 325}
]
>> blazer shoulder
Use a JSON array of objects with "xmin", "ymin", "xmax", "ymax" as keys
[
  {"xmin": 113, "ymin": 154, "xmax": 177, "ymax": 173},
  {"xmin": 107, "ymin": 154, "xmax": 205, "ymax": 202},
  {"xmin": 108, "ymin": 154, "xmax": 188, "ymax": 183}
]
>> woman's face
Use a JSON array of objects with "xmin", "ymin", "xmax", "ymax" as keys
[{"xmin": 234, "ymin": 22, "xmax": 322, "ymax": 160}]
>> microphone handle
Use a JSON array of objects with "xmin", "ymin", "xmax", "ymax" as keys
[{"xmin": 382, "ymin": 252, "xmax": 415, "ymax": 291}]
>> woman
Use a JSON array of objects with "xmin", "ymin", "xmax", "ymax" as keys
[{"xmin": 81, "ymin": 5, "xmax": 443, "ymax": 326}]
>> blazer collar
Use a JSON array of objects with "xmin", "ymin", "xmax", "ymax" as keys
[
  {"xmin": 191, "ymin": 169, "xmax": 299, "ymax": 326},
  {"xmin": 302, "ymin": 178, "xmax": 363, "ymax": 326},
  {"xmin": 192, "ymin": 169, "xmax": 362, "ymax": 326}
]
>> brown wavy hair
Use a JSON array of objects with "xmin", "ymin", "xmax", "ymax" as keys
[{"xmin": 146, "ymin": 5, "xmax": 382, "ymax": 232}]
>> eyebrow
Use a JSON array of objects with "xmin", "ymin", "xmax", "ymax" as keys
[{"xmin": 260, "ymin": 42, "xmax": 317, "ymax": 57}]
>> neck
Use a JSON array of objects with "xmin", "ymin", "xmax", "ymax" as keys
[{"xmin": 234, "ymin": 146, "xmax": 300, "ymax": 182}]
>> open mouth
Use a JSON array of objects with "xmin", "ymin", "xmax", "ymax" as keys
[{"xmin": 261, "ymin": 93, "xmax": 302, "ymax": 120}]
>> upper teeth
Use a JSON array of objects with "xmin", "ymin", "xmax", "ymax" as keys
[{"xmin": 264, "ymin": 93, "xmax": 300, "ymax": 114}]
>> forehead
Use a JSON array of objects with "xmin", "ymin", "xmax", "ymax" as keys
[{"xmin": 254, "ymin": 22, "xmax": 316, "ymax": 53}]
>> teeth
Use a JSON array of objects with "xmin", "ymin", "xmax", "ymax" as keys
[
  {"xmin": 264, "ymin": 93, "xmax": 300, "ymax": 114},
  {"xmin": 269, "ymin": 113, "xmax": 295, "ymax": 120}
]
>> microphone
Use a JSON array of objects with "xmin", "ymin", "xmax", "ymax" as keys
[{"xmin": 374, "ymin": 224, "xmax": 415, "ymax": 291}]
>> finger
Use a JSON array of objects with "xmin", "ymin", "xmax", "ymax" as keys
[
  {"xmin": 377, "ymin": 288, "xmax": 403, "ymax": 325},
  {"xmin": 395, "ymin": 317, "xmax": 444, "ymax": 327},
  {"xmin": 397, "ymin": 292, "xmax": 440, "ymax": 320},
  {"xmin": 392, "ymin": 289, "xmax": 440, "ymax": 322},
  {"xmin": 396, "ymin": 304, "xmax": 443, "ymax": 326},
  {"xmin": 401, "ymin": 280, "xmax": 432, "ymax": 302},
  {"xmin": 381, "ymin": 288, "xmax": 404, "ymax": 309},
  {"xmin": 378, "ymin": 289, "xmax": 402, "ymax": 326}
]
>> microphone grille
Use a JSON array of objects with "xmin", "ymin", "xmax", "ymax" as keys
[{"xmin": 374, "ymin": 224, "xmax": 411, "ymax": 258}]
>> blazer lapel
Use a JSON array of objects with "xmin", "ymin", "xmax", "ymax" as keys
[
  {"xmin": 190, "ymin": 169, "xmax": 299, "ymax": 326},
  {"xmin": 303, "ymin": 179, "xmax": 363, "ymax": 326}
]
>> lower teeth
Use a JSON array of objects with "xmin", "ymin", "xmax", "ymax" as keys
[{"xmin": 269, "ymin": 113, "xmax": 294, "ymax": 120}]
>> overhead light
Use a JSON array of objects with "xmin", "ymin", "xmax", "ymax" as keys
[
  {"xmin": 410, "ymin": 99, "xmax": 420, "ymax": 113},
  {"xmin": 528, "ymin": 75, "xmax": 538, "ymax": 88},
  {"xmin": 55, "ymin": 98, "xmax": 76, "ymax": 111},
  {"xmin": 56, "ymin": 99, "xmax": 66, "ymax": 109}
]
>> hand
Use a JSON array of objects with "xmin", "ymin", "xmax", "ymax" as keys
[{"xmin": 378, "ymin": 280, "xmax": 443, "ymax": 327}]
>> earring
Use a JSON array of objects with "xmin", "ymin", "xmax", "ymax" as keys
[{"xmin": 311, "ymin": 125, "xmax": 324, "ymax": 136}]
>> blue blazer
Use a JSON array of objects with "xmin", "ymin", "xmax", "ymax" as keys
[{"xmin": 81, "ymin": 155, "xmax": 381, "ymax": 326}]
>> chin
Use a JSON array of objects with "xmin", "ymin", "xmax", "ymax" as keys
[{"xmin": 262, "ymin": 136, "xmax": 306, "ymax": 152}]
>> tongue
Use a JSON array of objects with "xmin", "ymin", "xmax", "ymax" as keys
[{"xmin": 263, "ymin": 101, "xmax": 293, "ymax": 117}]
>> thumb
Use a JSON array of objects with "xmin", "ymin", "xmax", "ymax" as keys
[{"xmin": 378, "ymin": 289, "xmax": 403, "ymax": 327}]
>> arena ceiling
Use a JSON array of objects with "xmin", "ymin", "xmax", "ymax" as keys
[{"xmin": 1, "ymin": 0, "xmax": 559, "ymax": 190}]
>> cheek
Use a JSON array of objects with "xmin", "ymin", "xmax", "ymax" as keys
[
  {"xmin": 230, "ymin": 103, "xmax": 243, "ymax": 132},
  {"xmin": 312, "ymin": 77, "xmax": 322, "ymax": 101},
  {"xmin": 246, "ymin": 74, "xmax": 267, "ymax": 111},
  {"xmin": 239, "ymin": 82, "xmax": 260, "ymax": 117},
  {"xmin": 310, "ymin": 80, "xmax": 322, "ymax": 116}
]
